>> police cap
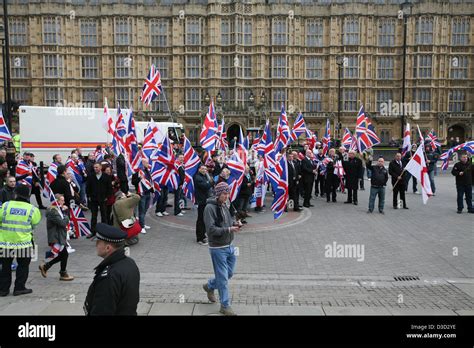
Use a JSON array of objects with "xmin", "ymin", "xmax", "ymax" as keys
[{"xmin": 95, "ymin": 223, "xmax": 127, "ymax": 243}]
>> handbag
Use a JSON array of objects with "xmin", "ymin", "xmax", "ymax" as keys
[{"xmin": 112, "ymin": 205, "xmax": 141, "ymax": 239}]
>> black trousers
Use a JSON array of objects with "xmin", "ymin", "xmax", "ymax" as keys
[
  {"xmin": 196, "ymin": 203, "xmax": 206, "ymax": 242},
  {"xmin": 106, "ymin": 204, "xmax": 113, "ymax": 225},
  {"xmin": 155, "ymin": 187, "xmax": 168, "ymax": 213},
  {"xmin": 31, "ymin": 185, "xmax": 44, "ymax": 207},
  {"xmin": 174, "ymin": 188, "xmax": 183, "ymax": 215},
  {"xmin": 347, "ymin": 188, "xmax": 358, "ymax": 203},
  {"xmin": 0, "ymin": 256, "xmax": 31, "ymax": 292},
  {"xmin": 90, "ymin": 200, "xmax": 107, "ymax": 233},
  {"xmin": 120, "ymin": 180, "xmax": 129, "ymax": 194},
  {"xmin": 315, "ymin": 175, "xmax": 325, "ymax": 196},
  {"xmin": 303, "ymin": 178, "xmax": 313, "ymax": 207},
  {"xmin": 288, "ymin": 182, "xmax": 299, "ymax": 210},
  {"xmin": 45, "ymin": 247, "xmax": 68, "ymax": 274},
  {"xmin": 325, "ymin": 176, "xmax": 338, "ymax": 202},
  {"xmin": 393, "ymin": 183, "xmax": 407, "ymax": 208}
]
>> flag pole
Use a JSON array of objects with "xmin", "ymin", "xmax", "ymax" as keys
[{"xmin": 159, "ymin": 86, "xmax": 179, "ymax": 141}]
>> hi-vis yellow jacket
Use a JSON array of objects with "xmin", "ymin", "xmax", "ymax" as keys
[{"xmin": 0, "ymin": 200, "xmax": 41, "ymax": 249}]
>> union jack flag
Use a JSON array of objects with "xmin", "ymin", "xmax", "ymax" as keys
[
  {"xmin": 401, "ymin": 123, "xmax": 412, "ymax": 158},
  {"xmin": 227, "ymin": 153, "xmax": 245, "ymax": 203},
  {"xmin": 355, "ymin": 105, "xmax": 380, "ymax": 153},
  {"xmin": 251, "ymin": 134, "xmax": 260, "ymax": 150},
  {"xmin": 15, "ymin": 159, "xmax": 33, "ymax": 188},
  {"xmin": 151, "ymin": 135, "xmax": 179, "ymax": 191},
  {"xmin": 199, "ymin": 100, "xmax": 218, "ymax": 153},
  {"xmin": 216, "ymin": 117, "xmax": 228, "ymax": 152},
  {"xmin": 237, "ymin": 126, "xmax": 248, "ymax": 166},
  {"xmin": 290, "ymin": 112, "xmax": 311, "ymax": 143},
  {"xmin": 125, "ymin": 108, "xmax": 142, "ymax": 174},
  {"xmin": 142, "ymin": 120, "xmax": 159, "ymax": 160},
  {"xmin": 69, "ymin": 206, "xmax": 92, "ymax": 238},
  {"xmin": 182, "ymin": 135, "xmax": 201, "ymax": 203},
  {"xmin": 271, "ymin": 154, "xmax": 288, "ymax": 220},
  {"xmin": 65, "ymin": 158, "xmax": 84, "ymax": 186},
  {"xmin": 257, "ymin": 126, "xmax": 268, "ymax": 158},
  {"xmin": 111, "ymin": 105, "xmax": 128, "ymax": 156},
  {"xmin": 321, "ymin": 118, "xmax": 332, "ymax": 156},
  {"xmin": 141, "ymin": 65, "xmax": 163, "ymax": 106},
  {"xmin": 0, "ymin": 109, "xmax": 11, "ymax": 142},
  {"xmin": 440, "ymin": 141, "xmax": 474, "ymax": 170},
  {"xmin": 318, "ymin": 157, "xmax": 333, "ymax": 176},
  {"xmin": 275, "ymin": 105, "xmax": 290, "ymax": 153},
  {"xmin": 262, "ymin": 120, "xmax": 278, "ymax": 186},
  {"xmin": 427, "ymin": 129, "xmax": 441, "ymax": 151},
  {"xmin": 94, "ymin": 147, "xmax": 107, "ymax": 162},
  {"xmin": 137, "ymin": 168, "xmax": 153, "ymax": 195},
  {"xmin": 342, "ymin": 128, "xmax": 353, "ymax": 150}
]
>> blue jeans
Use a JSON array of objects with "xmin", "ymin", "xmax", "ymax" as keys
[
  {"xmin": 368, "ymin": 186, "xmax": 385, "ymax": 212},
  {"xmin": 428, "ymin": 170, "xmax": 436, "ymax": 194},
  {"xmin": 207, "ymin": 246, "xmax": 237, "ymax": 308},
  {"xmin": 138, "ymin": 192, "xmax": 151, "ymax": 228},
  {"xmin": 456, "ymin": 185, "xmax": 473, "ymax": 212}
]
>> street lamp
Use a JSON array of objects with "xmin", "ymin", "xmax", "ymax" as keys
[
  {"xmin": 260, "ymin": 91, "xmax": 267, "ymax": 126},
  {"xmin": 336, "ymin": 56, "xmax": 344, "ymax": 140},
  {"xmin": 204, "ymin": 92, "xmax": 210, "ymax": 105},
  {"xmin": 248, "ymin": 91, "xmax": 255, "ymax": 127},
  {"xmin": 216, "ymin": 92, "xmax": 222, "ymax": 105},
  {"xmin": 399, "ymin": 0, "xmax": 413, "ymax": 139}
]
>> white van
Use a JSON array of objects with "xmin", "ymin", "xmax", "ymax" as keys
[{"xmin": 19, "ymin": 106, "xmax": 183, "ymax": 165}]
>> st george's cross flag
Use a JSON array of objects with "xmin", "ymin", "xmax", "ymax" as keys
[
  {"xmin": 404, "ymin": 144, "xmax": 432, "ymax": 204},
  {"xmin": 401, "ymin": 123, "xmax": 411, "ymax": 158}
]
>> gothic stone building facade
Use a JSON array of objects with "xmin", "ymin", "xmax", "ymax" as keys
[{"xmin": 1, "ymin": 0, "xmax": 473, "ymax": 145}]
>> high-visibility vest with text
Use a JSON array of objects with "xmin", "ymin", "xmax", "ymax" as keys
[{"xmin": 0, "ymin": 200, "xmax": 41, "ymax": 249}]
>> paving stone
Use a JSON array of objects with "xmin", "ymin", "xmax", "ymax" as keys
[
  {"xmin": 259, "ymin": 305, "xmax": 324, "ymax": 316},
  {"xmin": 450, "ymin": 283, "xmax": 474, "ymax": 299},
  {"xmin": 454, "ymin": 309, "xmax": 474, "ymax": 316},
  {"xmin": 323, "ymin": 306, "xmax": 392, "ymax": 316},
  {"xmin": 192, "ymin": 303, "xmax": 221, "ymax": 316},
  {"xmin": 38, "ymin": 302, "xmax": 84, "ymax": 315},
  {"xmin": 148, "ymin": 303, "xmax": 195, "ymax": 316},
  {"xmin": 387, "ymin": 308, "xmax": 457, "ymax": 316},
  {"xmin": 0, "ymin": 301, "xmax": 51, "ymax": 315}
]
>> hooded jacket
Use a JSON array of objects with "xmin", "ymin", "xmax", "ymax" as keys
[{"xmin": 203, "ymin": 198, "xmax": 235, "ymax": 248}]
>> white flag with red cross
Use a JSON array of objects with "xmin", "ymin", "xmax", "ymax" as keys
[{"xmin": 404, "ymin": 144, "xmax": 432, "ymax": 204}]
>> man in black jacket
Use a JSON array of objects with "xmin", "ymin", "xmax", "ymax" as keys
[
  {"xmin": 0, "ymin": 176, "xmax": 16, "ymax": 204},
  {"xmin": 343, "ymin": 151, "xmax": 363, "ymax": 205},
  {"xmin": 367, "ymin": 157, "xmax": 389, "ymax": 214},
  {"xmin": 84, "ymin": 223, "xmax": 139, "ymax": 315},
  {"xmin": 115, "ymin": 154, "xmax": 129, "ymax": 194},
  {"xmin": 451, "ymin": 153, "xmax": 473, "ymax": 214},
  {"xmin": 194, "ymin": 164, "xmax": 213, "ymax": 245},
  {"xmin": 287, "ymin": 153, "xmax": 301, "ymax": 212},
  {"xmin": 388, "ymin": 153, "xmax": 408, "ymax": 210},
  {"xmin": 325, "ymin": 149, "xmax": 338, "ymax": 203},
  {"xmin": 50, "ymin": 165, "xmax": 74, "ymax": 208},
  {"xmin": 174, "ymin": 154, "xmax": 186, "ymax": 216},
  {"xmin": 301, "ymin": 150, "xmax": 315, "ymax": 208},
  {"xmin": 86, "ymin": 163, "xmax": 112, "ymax": 236}
]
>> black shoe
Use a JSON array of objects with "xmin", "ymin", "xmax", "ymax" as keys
[
  {"xmin": 309, "ymin": 204, "xmax": 314, "ymax": 207},
  {"xmin": 353, "ymin": 202, "xmax": 358, "ymax": 206},
  {"xmin": 344, "ymin": 201, "xmax": 352, "ymax": 204},
  {"xmin": 393, "ymin": 206, "xmax": 398, "ymax": 209},
  {"xmin": 326, "ymin": 200, "xmax": 330, "ymax": 203},
  {"xmin": 0, "ymin": 290, "xmax": 9, "ymax": 297},
  {"xmin": 303, "ymin": 205, "xmax": 310, "ymax": 208},
  {"xmin": 367, "ymin": 210, "xmax": 372, "ymax": 214},
  {"xmin": 39, "ymin": 206, "xmax": 47, "ymax": 210},
  {"xmin": 403, "ymin": 206, "xmax": 409, "ymax": 210},
  {"xmin": 457, "ymin": 210, "xmax": 462, "ymax": 214},
  {"xmin": 379, "ymin": 210, "xmax": 384, "ymax": 215},
  {"xmin": 294, "ymin": 209, "xmax": 301, "ymax": 212},
  {"xmin": 13, "ymin": 288, "xmax": 32, "ymax": 296},
  {"xmin": 332, "ymin": 199, "xmax": 337, "ymax": 203},
  {"xmin": 469, "ymin": 211, "xmax": 474, "ymax": 214}
]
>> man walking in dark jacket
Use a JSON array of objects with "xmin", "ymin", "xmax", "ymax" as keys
[
  {"xmin": 389, "ymin": 153, "xmax": 408, "ymax": 210},
  {"xmin": 367, "ymin": 157, "xmax": 389, "ymax": 214},
  {"xmin": 84, "ymin": 223, "xmax": 140, "ymax": 315},
  {"xmin": 451, "ymin": 153, "xmax": 473, "ymax": 214},
  {"xmin": 194, "ymin": 164, "xmax": 213, "ymax": 245},
  {"xmin": 86, "ymin": 163, "xmax": 112, "ymax": 236},
  {"xmin": 202, "ymin": 182, "xmax": 241, "ymax": 316},
  {"xmin": 0, "ymin": 176, "xmax": 16, "ymax": 204},
  {"xmin": 287, "ymin": 153, "xmax": 301, "ymax": 212}
]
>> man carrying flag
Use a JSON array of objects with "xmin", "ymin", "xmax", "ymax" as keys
[
  {"xmin": 388, "ymin": 153, "xmax": 409, "ymax": 209},
  {"xmin": 404, "ymin": 144, "xmax": 433, "ymax": 204}
]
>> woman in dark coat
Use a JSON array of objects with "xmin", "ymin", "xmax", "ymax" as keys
[{"xmin": 38, "ymin": 194, "xmax": 74, "ymax": 281}]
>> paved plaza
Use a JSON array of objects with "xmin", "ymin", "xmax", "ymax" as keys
[{"xmin": 0, "ymin": 173, "xmax": 472, "ymax": 316}]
